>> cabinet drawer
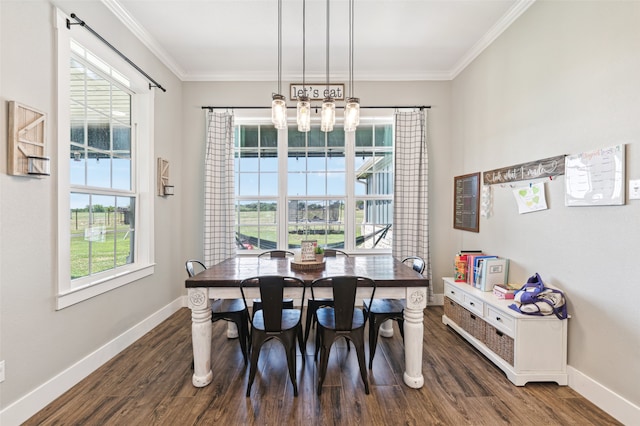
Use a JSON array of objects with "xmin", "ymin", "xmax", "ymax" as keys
[
  {"xmin": 444, "ymin": 282, "xmax": 463, "ymax": 303},
  {"xmin": 485, "ymin": 305, "xmax": 515, "ymax": 337},
  {"xmin": 462, "ymin": 293, "xmax": 484, "ymax": 317}
]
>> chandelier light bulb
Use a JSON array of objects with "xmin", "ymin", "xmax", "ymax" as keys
[
  {"xmin": 344, "ymin": 97, "xmax": 360, "ymax": 132},
  {"xmin": 271, "ymin": 94, "xmax": 287, "ymax": 130},
  {"xmin": 297, "ymin": 96, "xmax": 311, "ymax": 132},
  {"xmin": 320, "ymin": 97, "xmax": 335, "ymax": 132}
]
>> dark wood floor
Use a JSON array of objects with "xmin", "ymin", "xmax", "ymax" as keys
[{"xmin": 25, "ymin": 306, "xmax": 620, "ymax": 425}]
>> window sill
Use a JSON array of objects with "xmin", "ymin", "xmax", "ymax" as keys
[{"xmin": 57, "ymin": 263, "xmax": 155, "ymax": 310}]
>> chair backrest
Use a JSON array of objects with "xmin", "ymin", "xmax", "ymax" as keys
[
  {"xmin": 241, "ymin": 275, "xmax": 306, "ymax": 332},
  {"xmin": 402, "ymin": 256, "xmax": 425, "ymax": 274},
  {"xmin": 258, "ymin": 250, "xmax": 294, "ymax": 258},
  {"xmin": 312, "ymin": 276, "xmax": 376, "ymax": 331},
  {"xmin": 324, "ymin": 249, "xmax": 349, "ymax": 257},
  {"xmin": 185, "ymin": 259, "xmax": 207, "ymax": 277}
]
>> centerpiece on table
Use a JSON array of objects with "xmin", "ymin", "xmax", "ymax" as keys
[{"xmin": 291, "ymin": 240, "xmax": 326, "ymax": 271}]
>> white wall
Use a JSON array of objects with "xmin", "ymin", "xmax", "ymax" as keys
[
  {"xmin": 451, "ymin": 0, "xmax": 640, "ymax": 413},
  {"xmin": 181, "ymin": 80, "xmax": 454, "ymax": 296},
  {"xmin": 0, "ymin": 0, "xmax": 184, "ymax": 416}
]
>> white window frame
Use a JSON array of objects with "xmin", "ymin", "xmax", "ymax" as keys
[
  {"xmin": 55, "ymin": 9, "xmax": 154, "ymax": 309},
  {"xmin": 234, "ymin": 115, "xmax": 394, "ymax": 255}
]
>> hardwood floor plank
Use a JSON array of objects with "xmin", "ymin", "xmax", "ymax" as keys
[{"xmin": 23, "ymin": 307, "xmax": 622, "ymax": 426}]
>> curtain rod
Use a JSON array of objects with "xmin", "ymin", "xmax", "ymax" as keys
[
  {"xmin": 201, "ymin": 105, "xmax": 430, "ymax": 110},
  {"xmin": 67, "ymin": 13, "xmax": 167, "ymax": 93}
]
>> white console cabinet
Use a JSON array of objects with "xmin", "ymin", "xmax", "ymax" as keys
[{"xmin": 442, "ymin": 277, "xmax": 568, "ymax": 386}]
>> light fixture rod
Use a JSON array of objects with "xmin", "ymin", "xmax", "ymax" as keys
[
  {"xmin": 302, "ymin": 0, "xmax": 306, "ymax": 90},
  {"xmin": 325, "ymin": 0, "xmax": 330, "ymax": 90},
  {"xmin": 277, "ymin": 0, "xmax": 283, "ymax": 95},
  {"xmin": 349, "ymin": 0, "xmax": 354, "ymax": 98}
]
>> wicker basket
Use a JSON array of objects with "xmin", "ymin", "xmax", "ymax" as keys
[
  {"xmin": 444, "ymin": 297, "xmax": 462, "ymax": 324},
  {"xmin": 485, "ymin": 323, "xmax": 515, "ymax": 365},
  {"xmin": 461, "ymin": 309, "xmax": 486, "ymax": 341}
]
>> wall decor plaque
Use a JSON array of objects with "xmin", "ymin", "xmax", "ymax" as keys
[
  {"xmin": 483, "ymin": 155, "xmax": 565, "ymax": 185},
  {"xmin": 8, "ymin": 101, "xmax": 48, "ymax": 177}
]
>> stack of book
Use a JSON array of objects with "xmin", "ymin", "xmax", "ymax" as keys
[
  {"xmin": 453, "ymin": 250, "xmax": 483, "ymax": 283},
  {"xmin": 493, "ymin": 283, "xmax": 519, "ymax": 299}
]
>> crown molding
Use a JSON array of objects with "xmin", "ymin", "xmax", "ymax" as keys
[
  {"xmin": 450, "ymin": 0, "xmax": 536, "ymax": 79},
  {"xmin": 101, "ymin": 0, "xmax": 186, "ymax": 80}
]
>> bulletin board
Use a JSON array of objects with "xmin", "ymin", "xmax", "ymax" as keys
[{"xmin": 564, "ymin": 144, "xmax": 625, "ymax": 206}]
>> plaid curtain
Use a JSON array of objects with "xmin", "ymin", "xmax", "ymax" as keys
[
  {"xmin": 204, "ymin": 110, "xmax": 236, "ymax": 267},
  {"xmin": 393, "ymin": 109, "xmax": 432, "ymax": 300}
]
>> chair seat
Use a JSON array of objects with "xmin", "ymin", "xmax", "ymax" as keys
[
  {"xmin": 316, "ymin": 307, "xmax": 365, "ymax": 330},
  {"xmin": 252, "ymin": 309, "xmax": 301, "ymax": 332},
  {"xmin": 212, "ymin": 298, "xmax": 247, "ymax": 314}
]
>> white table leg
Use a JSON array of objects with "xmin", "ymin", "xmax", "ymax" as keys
[
  {"xmin": 403, "ymin": 287, "xmax": 427, "ymax": 388},
  {"xmin": 188, "ymin": 288, "xmax": 213, "ymax": 387},
  {"xmin": 379, "ymin": 319, "xmax": 394, "ymax": 337},
  {"xmin": 226, "ymin": 322, "xmax": 239, "ymax": 338}
]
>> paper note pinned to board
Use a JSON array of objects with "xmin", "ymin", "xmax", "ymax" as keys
[{"xmin": 513, "ymin": 182, "xmax": 548, "ymax": 214}]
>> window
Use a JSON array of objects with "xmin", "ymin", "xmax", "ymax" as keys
[
  {"xmin": 56, "ymin": 10, "xmax": 154, "ymax": 308},
  {"xmin": 234, "ymin": 119, "xmax": 393, "ymax": 252}
]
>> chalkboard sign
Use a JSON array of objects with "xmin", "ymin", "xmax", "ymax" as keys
[{"xmin": 454, "ymin": 172, "xmax": 480, "ymax": 232}]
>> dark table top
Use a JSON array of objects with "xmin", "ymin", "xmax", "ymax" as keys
[{"xmin": 185, "ymin": 255, "xmax": 428, "ymax": 288}]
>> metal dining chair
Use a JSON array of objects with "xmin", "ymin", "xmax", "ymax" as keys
[
  {"xmin": 313, "ymin": 275, "xmax": 375, "ymax": 395},
  {"xmin": 303, "ymin": 249, "xmax": 349, "ymax": 346},
  {"xmin": 363, "ymin": 256, "xmax": 425, "ymax": 369},
  {"xmin": 257, "ymin": 250, "xmax": 294, "ymax": 258},
  {"xmin": 240, "ymin": 275, "xmax": 306, "ymax": 397},
  {"xmin": 185, "ymin": 259, "xmax": 250, "ymax": 365},
  {"xmin": 253, "ymin": 250, "xmax": 295, "ymax": 315},
  {"xmin": 323, "ymin": 248, "xmax": 349, "ymax": 257}
]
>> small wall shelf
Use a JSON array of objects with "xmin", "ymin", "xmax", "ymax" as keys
[
  {"xmin": 8, "ymin": 101, "xmax": 49, "ymax": 177},
  {"xmin": 157, "ymin": 157, "xmax": 173, "ymax": 196}
]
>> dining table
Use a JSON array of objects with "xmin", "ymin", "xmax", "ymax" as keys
[{"xmin": 185, "ymin": 254, "xmax": 429, "ymax": 389}]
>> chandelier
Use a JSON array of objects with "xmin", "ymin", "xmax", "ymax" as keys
[{"xmin": 281, "ymin": 0, "xmax": 361, "ymax": 134}]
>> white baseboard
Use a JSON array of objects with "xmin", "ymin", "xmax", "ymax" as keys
[
  {"xmin": 568, "ymin": 366, "xmax": 640, "ymax": 426},
  {"xmin": 0, "ymin": 297, "xmax": 185, "ymax": 426},
  {"xmin": 429, "ymin": 292, "xmax": 444, "ymax": 306}
]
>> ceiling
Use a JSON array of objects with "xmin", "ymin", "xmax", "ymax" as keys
[{"xmin": 104, "ymin": 0, "xmax": 534, "ymax": 82}]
